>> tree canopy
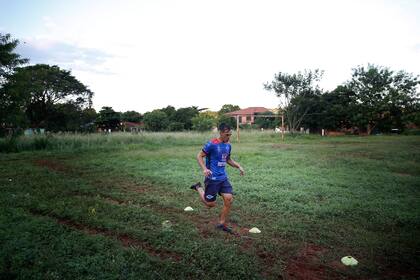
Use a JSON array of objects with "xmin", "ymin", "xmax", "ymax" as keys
[
  {"xmin": 4, "ymin": 64, "xmax": 93, "ymax": 129},
  {"xmin": 0, "ymin": 33, "xmax": 29, "ymax": 131},
  {"xmin": 264, "ymin": 69, "xmax": 323, "ymax": 132},
  {"xmin": 0, "ymin": 33, "xmax": 28, "ymax": 84},
  {"xmin": 96, "ymin": 107, "xmax": 121, "ymax": 131},
  {"xmin": 347, "ymin": 64, "xmax": 420, "ymax": 134},
  {"xmin": 217, "ymin": 104, "xmax": 240, "ymax": 128}
]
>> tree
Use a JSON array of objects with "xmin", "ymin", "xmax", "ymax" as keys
[
  {"xmin": 254, "ymin": 111, "xmax": 277, "ymax": 129},
  {"xmin": 47, "ymin": 103, "xmax": 83, "ymax": 132},
  {"xmin": 264, "ymin": 69, "xmax": 324, "ymax": 133},
  {"xmin": 218, "ymin": 104, "xmax": 240, "ymax": 115},
  {"xmin": 0, "ymin": 33, "xmax": 29, "ymax": 133},
  {"xmin": 80, "ymin": 107, "xmax": 97, "ymax": 132},
  {"xmin": 4, "ymin": 64, "xmax": 93, "ymax": 129},
  {"xmin": 320, "ymin": 86, "xmax": 356, "ymax": 131},
  {"xmin": 0, "ymin": 33, "xmax": 28, "ymax": 85},
  {"xmin": 161, "ymin": 106, "xmax": 176, "ymax": 120},
  {"xmin": 143, "ymin": 109, "xmax": 168, "ymax": 131},
  {"xmin": 192, "ymin": 113, "xmax": 216, "ymax": 131},
  {"xmin": 173, "ymin": 106, "xmax": 199, "ymax": 130},
  {"xmin": 217, "ymin": 104, "xmax": 240, "ymax": 128},
  {"xmin": 167, "ymin": 121, "xmax": 184, "ymax": 131},
  {"xmin": 121, "ymin": 111, "xmax": 142, "ymax": 122},
  {"xmin": 96, "ymin": 106, "xmax": 121, "ymax": 131},
  {"xmin": 348, "ymin": 64, "xmax": 420, "ymax": 134}
]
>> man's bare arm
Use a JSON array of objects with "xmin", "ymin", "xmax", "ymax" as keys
[
  {"xmin": 227, "ymin": 158, "xmax": 244, "ymax": 176},
  {"xmin": 197, "ymin": 151, "xmax": 212, "ymax": 177}
]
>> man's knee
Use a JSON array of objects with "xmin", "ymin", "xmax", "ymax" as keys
[
  {"xmin": 205, "ymin": 201, "xmax": 216, "ymax": 208},
  {"xmin": 223, "ymin": 194, "xmax": 233, "ymax": 205}
]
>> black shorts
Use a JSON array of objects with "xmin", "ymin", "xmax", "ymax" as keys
[{"xmin": 204, "ymin": 178, "xmax": 233, "ymax": 202}]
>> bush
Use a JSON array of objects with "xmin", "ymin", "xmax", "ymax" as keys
[
  {"xmin": 143, "ymin": 110, "xmax": 168, "ymax": 131},
  {"xmin": 402, "ymin": 128, "xmax": 420, "ymax": 135},
  {"xmin": 167, "ymin": 122, "xmax": 184, "ymax": 131},
  {"xmin": 192, "ymin": 114, "xmax": 215, "ymax": 131}
]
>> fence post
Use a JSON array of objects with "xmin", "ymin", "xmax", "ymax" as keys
[
  {"xmin": 236, "ymin": 115, "xmax": 240, "ymax": 143},
  {"xmin": 281, "ymin": 114, "xmax": 284, "ymax": 141}
]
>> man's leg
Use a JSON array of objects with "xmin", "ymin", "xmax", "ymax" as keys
[
  {"xmin": 196, "ymin": 185, "xmax": 216, "ymax": 208},
  {"xmin": 219, "ymin": 193, "xmax": 233, "ymax": 225},
  {"xmin": 191, "ymin": 181, "xmax": 216, "ymax": 208}
]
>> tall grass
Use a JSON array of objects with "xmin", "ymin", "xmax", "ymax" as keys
[
  {"xmin": 0, "ymin": 132, "xmax": 214, "ymax": 153},
  {"xmin": 1, "ymin": 132, "xmax": 419, "ymax": 278},
  {"xmin": 0, "ymin": 130, "xmax": 416, "ymax": 153}
]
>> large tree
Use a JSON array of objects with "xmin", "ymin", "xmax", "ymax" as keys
[
  {"xmin": 0, "ymin": 33, "xmax": 28, "ymax": 85},
  {"xmin": 4, "ymin": 64, "xmax": 93, "ymax": 129},
  {"xmin": 348, "ymin": 64, "xmax": 420, "ymax": 134},
  {"xmin": 96, "ymin": 106, "xmax": 121, "ymax": 131},
  {"xmin": 264, "ymin": 69, "xmax": 324, "ymax": 133},
  {"xmin": 172, "ymin": 106, "xmax": 199, "ymax": 130},
  {"xmin": 296, "ymin": 86, "xmax": 356, "ymax": 132},
  {"xmin": 143, "ymin": 109, "xmax": 168, "ymax": 131},
  {"xmin": 217, "ymin": 104, "xmax": 240, "ymax": 128},
  {"xmin": 254, "ymin": 111, "xmax": 277, "ymax": 129},
  {"xmin": 192, "ymin": 113, "xmax": 215, "ymax": 131},
  {"xmin": 318, "ymin": 86, "xmax": 356, "ymax": 131},
  {"xmin": 121, "ymin": 110, "xmax": 142, "ymax": 122},
  {"xmin": 0, "ymin": 33, "xmax": 29, "ymax": 132}
]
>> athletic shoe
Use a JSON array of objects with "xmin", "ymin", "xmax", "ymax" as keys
[
  {"xmin": 190, "ymin": 182, "xmax": 202, "ymax": 190},
  {"xmin": 216, "ymin": 223, "xmax": 234, "ymax": 234}
]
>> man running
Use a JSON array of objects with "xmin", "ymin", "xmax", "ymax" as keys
[{"xmin": 191, "ymin": 123, "xmax": 244, "ymax": 233}]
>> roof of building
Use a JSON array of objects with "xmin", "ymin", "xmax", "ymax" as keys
[
  {"xmin": 225, "ymin": 107, "xmax": 271, "ymax": 116},
  {"xmin": 121, "ymin": 121, "xmax": 144, "ymax": 127}
]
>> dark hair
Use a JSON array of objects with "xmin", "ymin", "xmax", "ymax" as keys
[{"xmin": 218, "ymin": 123, "xmax": 231, "ymax": 132}]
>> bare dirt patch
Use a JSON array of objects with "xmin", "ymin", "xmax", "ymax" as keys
[
  {"xmin": 285, "ymin": 243, "xmax": 342, "ymax": 280},
  {"xmin": 33, "ymin": 159, "xmax": 74, "ymax": 173},
  {"xmin": 272, "ymin": 144, "xmax": 294, "ymax": 150}
]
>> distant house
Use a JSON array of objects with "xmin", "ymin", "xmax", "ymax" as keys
[
  {"xmin": 121, "ymin": 121, "xmax": 144, "ymax": 133},
  {"xmin": 225, "ymin": 107, "xmax": 271, "ymax": 124}
]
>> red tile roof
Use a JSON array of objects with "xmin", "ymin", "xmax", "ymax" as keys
[
  {"xmin": 121, "ymin": 121, "xmax": 144, "ymax": 127},
  {"xmin": 225, "ymin": 107, "xmax": 271, "ymax": 116}
]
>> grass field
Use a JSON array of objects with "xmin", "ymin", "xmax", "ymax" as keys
[{"xmin": 1, "ymin": 132, "xmax": 419, "ymax": 279}]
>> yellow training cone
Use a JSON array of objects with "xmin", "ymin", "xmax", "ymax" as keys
[
  {"xmin": 184, "ymin": 206, "xmax": 194, "ymax": 211},
  {"xmin": 341, "ymin": 256, "xmax": 358, "ymax": 266},
  {"xmin": 249, "ymin": 227, "xmax": 261, "ymax": 233}
]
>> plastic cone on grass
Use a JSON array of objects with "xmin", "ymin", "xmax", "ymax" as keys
[
  {"xmin": 249, "ymin": 227, "xmax": 261, "ymax": 233},
  {"xmin": 341, "ymin": 256, "xmax": 358, "ymax": 266}
]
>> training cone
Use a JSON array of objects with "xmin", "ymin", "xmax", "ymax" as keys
[
  {"xmin": 341, "ymin": 256, "xmax": 358, "ymax": 266},
  {"xmin": 249, "ymin": 227, "xmax": 261, "ymax": 233},
  {"xmin": 184, "ymin": 206, "xmax": 194, "ymax": 211},
  {"xmin": 161, "ymin": 220, "xmax": 172, "ymax": 231}
]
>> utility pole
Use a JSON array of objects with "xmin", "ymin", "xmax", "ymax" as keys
[
  {"xmin": 281, "ymin": 113, "xmax": 284, "ymax": 141},
  {"xmin": 236, "ymin": 115, "xmax": 240, "ymax": 142}
]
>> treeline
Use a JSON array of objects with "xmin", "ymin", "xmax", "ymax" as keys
[
  {"xmin": 0, "ymin": 33, "xmax": 239, "ymax": 134},
  {"xmin": 265, "ymin": 68, "xmax": 420, "ymax": 135},
  {"xmin": 1, "ymin": 34, "xmax": 95, "ymax": 135},
  {"xmin": 92, "ymin": 104, "xmax": 240, "ymax": 132},
  {"xmin": 1, "ymin": 32, "xmax": 419, "ymax": 136}
]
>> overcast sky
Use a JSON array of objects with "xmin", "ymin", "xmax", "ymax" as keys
[{"xmin": 1, "ymin": 0, "xmax": 419, "ymax": 113}]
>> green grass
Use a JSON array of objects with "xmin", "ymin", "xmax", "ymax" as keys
[{"xmin": 1, "ymin": 132, "xmax": 419, "ymax": 279}]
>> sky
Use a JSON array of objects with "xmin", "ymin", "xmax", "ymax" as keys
[{"xmin": 1, "ymin": 0, "xmax": 420, "ymax": 113}]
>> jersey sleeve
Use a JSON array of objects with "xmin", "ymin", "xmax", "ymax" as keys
[
  {"xmin": 227, "ymin": 144, "xmax": 231, "ymax": 160},
  {"xmin": 202, "ymin": 141, "xmax": 212, "ymax": 155}
]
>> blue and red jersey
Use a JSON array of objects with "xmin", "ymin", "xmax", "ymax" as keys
[{"xmin": 202, "ymin": 138, "xmax": 231, "ymax": 181}]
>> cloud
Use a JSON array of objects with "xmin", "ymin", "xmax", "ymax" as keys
[
  {"xmin": 16, "ymin": 39, "xmax": 115, "ymax": 75},
  {"xmin": 413, "ymin": 43, "xmax": 420, "ymax": 53}
]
